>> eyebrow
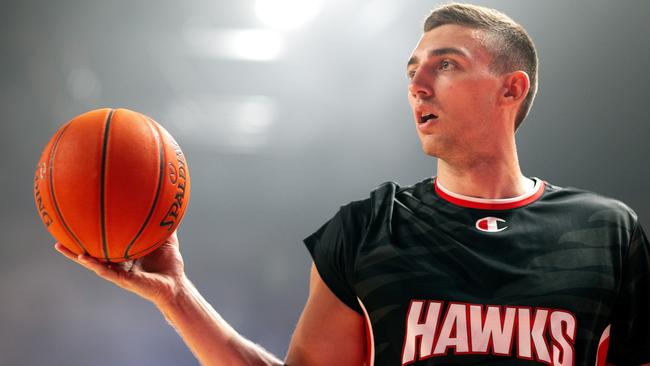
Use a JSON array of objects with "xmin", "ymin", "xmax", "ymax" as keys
[{"xmin": 406, "ymin": 47, "xmax": 469, "ymax": 69}]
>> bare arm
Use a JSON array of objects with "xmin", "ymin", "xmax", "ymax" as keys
[
  {"xmin": 285, "ymin": 264, "xmax": 366, "ymax": 366},
  {"xmin": 55, "ymin": 234, "xmax": 366, "ymax": 366},
  {"xmin": 158, "ymin": 275, "xmax": 283, "ymax": 366},
  {"xmin": 55, "ymin": 233, "xmax": 281, "ymax": 366}
]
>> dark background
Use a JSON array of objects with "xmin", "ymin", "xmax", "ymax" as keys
[{"xmin": 1, "ymin": 0, "xmax": 648, "ymax": 365}]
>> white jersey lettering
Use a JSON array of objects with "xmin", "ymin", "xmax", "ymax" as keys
[
  {"xmin": 469, "ymin": 305, "xmax": 516, "ymax": 355},
  {"xmin": 401, "ymin": 300, "xmax": 443, "ymax": 364},
  {"xmin": 550, "ymin": 310, "xmax": 577, "ymax": 366},
  {"xmin": 433, "ymin": 303, "xmax": 469, "ymax": 355},
  {"xmin": 400, "ymin": 301, "xmax": 576, "ymax": 366}
]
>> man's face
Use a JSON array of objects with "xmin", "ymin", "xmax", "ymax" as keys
[{"xmin": 406, "ymin": 24, "xmax": 504, "ymax": 159}]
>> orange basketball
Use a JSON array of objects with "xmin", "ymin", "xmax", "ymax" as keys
[{"xmin": 33, "ymin": 108, "xmax": 191, "ymax": 262}]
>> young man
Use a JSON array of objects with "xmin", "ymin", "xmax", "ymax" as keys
[{"xmin": 55, "ymin": 3, "xmax": 650, "ymax": 366}]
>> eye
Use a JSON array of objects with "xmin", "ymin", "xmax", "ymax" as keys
[
  {"xmin": 439, "ymin": 60, "xmax": 454, "ymax": 70},
  {"xmin": 407, "ymin": 69, "xmax": 417, "ymax": 80}
]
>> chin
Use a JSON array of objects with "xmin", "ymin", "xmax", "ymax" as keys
[
  {"xmin": 420, "ymin": 143, "xmax": 440, "ymax": 158},
  {"xmin": 418, "ymin": 136, "xmax": 441, "ymax": 158}
]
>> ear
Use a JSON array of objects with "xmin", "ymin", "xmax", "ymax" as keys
[{"xmin": 500, "ymin": 70, "xmax": 530, "ymax": 106}]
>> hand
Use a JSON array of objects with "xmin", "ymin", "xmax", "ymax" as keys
[{"xmin": 54, "ymin": 231, "xmax": 186, "ymax": 306}]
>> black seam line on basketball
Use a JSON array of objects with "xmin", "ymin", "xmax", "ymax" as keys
[
  {"xmin": 49, "ymin": 124, "xmax": 89, "ymax": 254},
  {"xmin": 123, "ymin": 117, "xmax": 165, "ymax": 259},
  {"xmin": 100, "ymin": 109, "xmax": 115, "ymax": 262},
  {"xmin": 105, "ymin": 236, "xmax": 167, "ymax": 261}
]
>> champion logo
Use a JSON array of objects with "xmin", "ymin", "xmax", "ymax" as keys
[{"xmin": 475, "ymin": 217, "xmax": 508, "ymax": 232}]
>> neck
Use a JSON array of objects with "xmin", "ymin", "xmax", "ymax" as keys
[{"xmin": 435, "ymin": 137, "xmax": 529, "ymax": 199}]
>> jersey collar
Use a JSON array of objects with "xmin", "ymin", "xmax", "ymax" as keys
[{"xmin": 434, "ymin": 177, "xmax": 546, "ymax": 210}]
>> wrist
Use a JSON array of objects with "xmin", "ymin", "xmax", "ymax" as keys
[{"xmin": 155, "ymin": 273, "xmax": 193, "ymax": 311}]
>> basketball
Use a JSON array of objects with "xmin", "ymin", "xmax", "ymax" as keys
[{"xmin": 33, "ymin": 108, "xmax": 191, "ymax": 262}]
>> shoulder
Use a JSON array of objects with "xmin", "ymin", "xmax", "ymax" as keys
[
  {"xmin": 335, "ymin": 179, "xmax": 429, "ymax": 232},
  {"xmin": 368, "ymin": 178, "xmax": 432, "ymax": 207},
  {"xmin": 542, "ymin": 179, "xmax": 639, "ymax": 228}
]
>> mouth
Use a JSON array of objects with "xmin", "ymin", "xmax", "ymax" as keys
[{"xmin": 419, "ymin": 113, "xmax": 438, "ymax": 124}]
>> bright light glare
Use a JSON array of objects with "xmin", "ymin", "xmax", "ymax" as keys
[
  {"xmin": 186, "ymin": 28, "xmax": 284, "ymax": 61},
  {"xmin": 357, "ymin": 0, "xmax": 400, "ymax": 35},
  {"xmin": 255, "ymin": 0, "xmax": 322, "ymax": 30},
  {"xmin": 166, "ymin": 95, "xmax": 277, "ymax": 153}
]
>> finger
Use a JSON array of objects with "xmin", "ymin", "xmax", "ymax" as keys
[
  {"xmin": 55, "ymin": 244, "xmax": 114, "ymax": 271},
  {"xmin": 55, "ymin": 243, "xmax": 111, "ymax": 277},
  {"xmin": 77, "ymin": 254, "xmax": 127, "ymax": 284},
  {"xmin": 56, "ymin": 245, "xmax": 141, "ymax": 292},
  {"xmin": 76, "ymin": 254, "xmax": 105, "ymax": 271},
  {"xmin": 54, "ymin": 243, "xmax": 84, "ymax": 262},
  {"xmin": 130, "ymin": 258, "xmax": 143, "ymax": 272},
  {"xmin": 108, "ymin": 260, "xmax": 135, "ymax": 273},
  {"xmin": 167, "ymin": 230, "xmax": 179, "ymax": 247}
]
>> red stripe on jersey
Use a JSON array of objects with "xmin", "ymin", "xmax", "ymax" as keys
[
  {"xmin": 434, "ymin": 178, "xmax": 546, "ymax": 210},
  {"xmin": 595, "ymin": 325, "xmax": 610, "ymax": 366},
  {"xmin": 358, "ymin": 298, "xmax": 375, "ymax": 366}
]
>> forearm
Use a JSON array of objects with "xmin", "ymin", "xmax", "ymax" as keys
[{"xmin": 157, "ymin": 275, "xmax": 283, "ymax": 366}]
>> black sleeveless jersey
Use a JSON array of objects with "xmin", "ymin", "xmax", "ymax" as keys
[{"xmin": 304, "ymin": 177, "xmax": 650, "ymax": 366}]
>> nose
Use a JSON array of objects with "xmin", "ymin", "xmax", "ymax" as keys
[{"xmin": 408, "ymin": 70, "xmax": 433, "ymax": 99}]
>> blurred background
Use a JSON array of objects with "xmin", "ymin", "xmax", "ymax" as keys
[{"xmin": 1, "ymin": 0, "xmax": 649, "ymax": 365}]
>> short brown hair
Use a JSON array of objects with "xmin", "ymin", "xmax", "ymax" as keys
[{"xmin": 424, "ymin": 3, "xmax": 538, "ymax": 130}]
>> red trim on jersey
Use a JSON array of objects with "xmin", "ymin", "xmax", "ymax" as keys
[
  {"xmin": 595, "ymin": 325, "xmax": 610, "ymax": 366},
  {"xmin": 434, "ymin": 178, "xmax": 546, "ymax": 210},
  {"xmin": 358, "ymin": 298, "xmax": 375, "ymax": 366},
  {"xmin": 364, "ymin": 314, "xmax": 374, "ymax": 366}
]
